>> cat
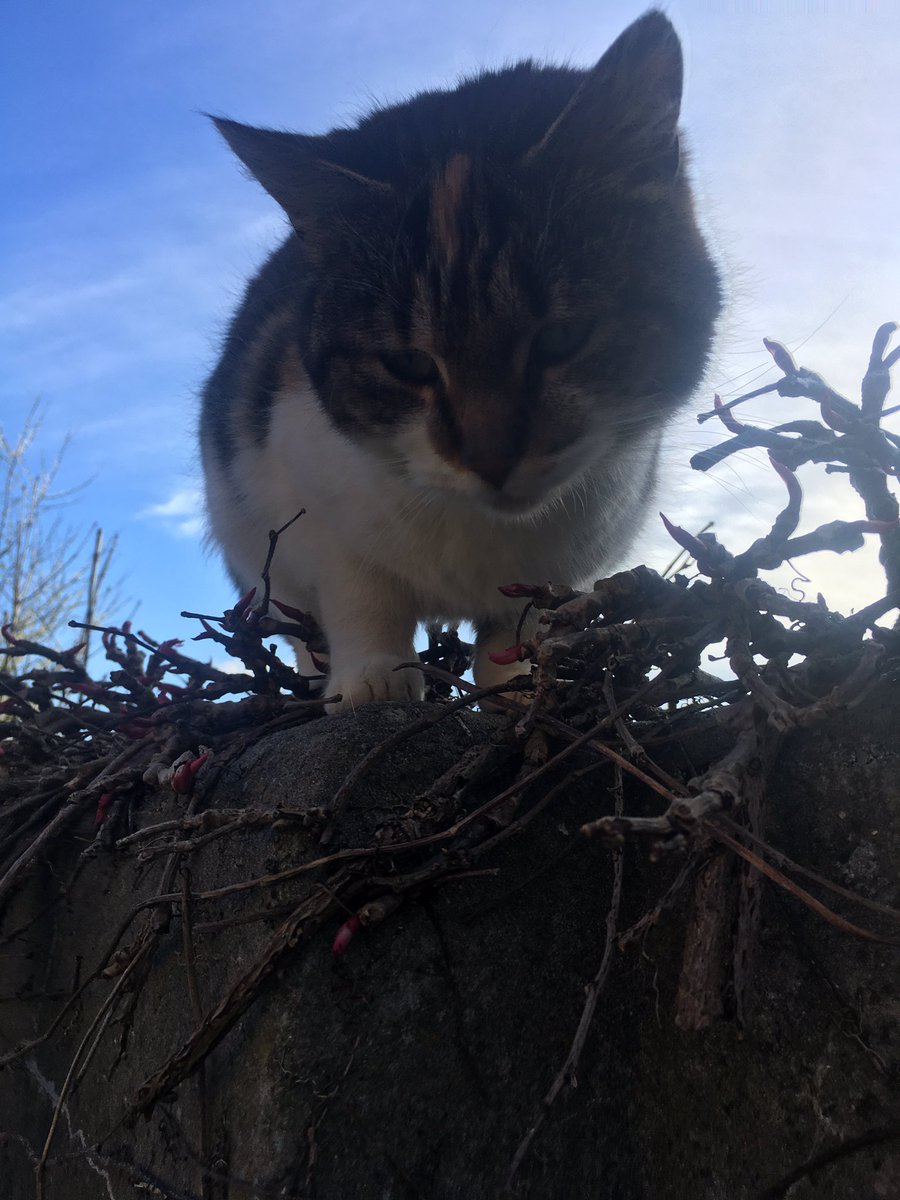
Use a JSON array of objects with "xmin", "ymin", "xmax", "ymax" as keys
[{"xmin": 200, "ymin": 9, "xmax": 721, "ymax": 712}]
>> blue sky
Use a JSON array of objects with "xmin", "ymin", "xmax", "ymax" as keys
[{"xmin": 3, "ymin": 0, "xmax": 899, "ymax": 657}]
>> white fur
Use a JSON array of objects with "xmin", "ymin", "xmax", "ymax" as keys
[{"xmin": 204, "ymin": 377, "xmax": 660, "ymax": 712}]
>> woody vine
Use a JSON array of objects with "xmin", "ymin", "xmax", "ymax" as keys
[{"xmin": 1, "ymin": 325, "xmax": 899, "ymax": 1198}]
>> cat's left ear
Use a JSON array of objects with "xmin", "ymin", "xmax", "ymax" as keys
[
  {"xmin": 525, "ymin": 10, "xmax": 684, "ymax": 188},
  {"xmin": 210, "ymin": 117, "xmax": 391, "ymax": 244}
]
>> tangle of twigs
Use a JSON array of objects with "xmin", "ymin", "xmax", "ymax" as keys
[{"xmin": 1, "ymin": 327, "xmax": 899, "ymax": 1197}]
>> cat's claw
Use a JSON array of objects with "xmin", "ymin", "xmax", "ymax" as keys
[{"xmin": 327, "ymin": 656, "xmax": 424, "ymax": 713}]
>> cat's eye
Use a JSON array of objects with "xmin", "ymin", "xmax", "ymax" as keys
[
  {"xmin": 380, "ymin": 350, "xmax": 439, "ymax": 385},
  {"xmin": 531, "ymin": 320, "xmax": 593, "ymax": 367}
]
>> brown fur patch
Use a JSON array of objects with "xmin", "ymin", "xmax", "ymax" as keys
[
  {"xmin": 428, "ymin": 385, "xmax": 529, "ymax": 490},
  {"xmin": 430, "ymin": 154, "xmax": 471, "ymax": 266},
  {"xmin": 279, "ymin": 342, "xmax": 308, "ymax": 391}
]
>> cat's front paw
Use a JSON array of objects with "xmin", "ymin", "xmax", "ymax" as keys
[{"xmin": 327, "ymin": 655, "xmax": 424, "ymax": 713}]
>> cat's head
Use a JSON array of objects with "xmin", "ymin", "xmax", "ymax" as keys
[{"xmin": 214, "ymin": 10, "xmax": 721, "ymax": 517}]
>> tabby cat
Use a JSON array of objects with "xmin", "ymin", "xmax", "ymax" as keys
[{"xmin": 200, "ymin": 9, "xmax": 721, "ymax": 710}]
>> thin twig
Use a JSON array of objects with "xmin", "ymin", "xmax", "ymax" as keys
[{"xmin": 759, "ymin": 1119, "xmax": 900, "ymax": 1199}]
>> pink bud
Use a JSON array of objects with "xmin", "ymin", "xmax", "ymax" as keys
[
  {"xmin": 271, "ymin": 598, "xmax": 309, "ymax": 622},
  {"xmin": 171, "ymin": 751, "xmax": 210, "ymax": 795},
  {"xmin": 231, "ymin": 587, "xmax": 257, "ymax": 620},
  {"xmin": 763, "ymin": 337, "xmax": 799, "ymax": 376},
  {"xmin": 713, "ymin": 394, "xmax": 744, "ymax": 434},
  {"xmin": 768, "ymin": 455, "xmax": 802, "ymax": 507},
  {"xmin": 497, "ymin": 583, "xmax": 542, "ymax": 598},
  {"xmin": 332, "ymin": 915, "xmax": 361, "ymax": 959},
  {"xmin": 95, "ymin": 793, "xmax": 113, "ymax": 827},
  {"xmin": 488, "ymin": 645, "xmax": 525, "ymax": 666},
  {"xmin": 171, "ymin": 763, "xmax": 192, "ymax": 793},
  {"xmin": 659, "ymin": 513, "xmax": 708, "ymax": 559}
]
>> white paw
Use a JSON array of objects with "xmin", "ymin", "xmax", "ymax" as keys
[{"xmin": 327, "ymin": 655, "xmax": 424, "ymax": 713}]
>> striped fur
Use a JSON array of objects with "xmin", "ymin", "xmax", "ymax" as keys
[{"xmin": 200, "ymin": 11, "xmax": 721, "ymax": 710}]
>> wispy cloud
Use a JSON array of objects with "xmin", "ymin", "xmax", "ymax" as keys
[
  {"xmin": 4, "ymin": 0, "xmax": 898, "ymax": 651},
  {"xmin": 141, "ymin": 486, "xmax": 204, "ymax": 538},
  {"xmin": 0, "ymin": 275, "xmax": 144, "ymax": 335}
]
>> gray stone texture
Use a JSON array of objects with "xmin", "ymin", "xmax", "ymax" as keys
[{"xmin": 1, "ymin": 693, "xmax": 897, "ymax": 1199}]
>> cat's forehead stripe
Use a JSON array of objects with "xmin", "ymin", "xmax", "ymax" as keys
[{"xmin": 430, "ymin": 154, "xmax": 471, "ymax": 267}]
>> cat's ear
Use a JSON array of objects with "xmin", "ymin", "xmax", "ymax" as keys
[
  {"xmin": 211, "ymin": 117, "xmax": 391, "ymax": 241},
  {"xmin": 525, "ymin": 10, "xmax": 683, "ymax": 188}
]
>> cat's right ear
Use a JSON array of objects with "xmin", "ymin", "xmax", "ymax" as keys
[
  {"xmin": 210, "ymin": 117, "xmax": 391, "ymax": 244},
  {"xmin": 523, "ymin": 11, "xmax": 684, "ymax": 191}
]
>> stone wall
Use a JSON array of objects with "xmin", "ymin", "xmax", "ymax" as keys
[{"xmin": 1, "ymin": 693, "xmax": 897, "ymax": 1199}]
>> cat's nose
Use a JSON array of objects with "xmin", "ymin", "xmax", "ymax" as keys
[{"xmin": 460, "ymin": 446, "xmax": 516, "ymax": 491}]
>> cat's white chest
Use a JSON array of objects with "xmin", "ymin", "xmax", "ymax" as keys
[{"xmin": 214, "ymin": 384, "xmax": 630, "ymax": 624}]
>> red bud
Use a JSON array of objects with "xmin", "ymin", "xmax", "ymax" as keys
[
  {"xmin": 95, "ymin": 793, "xmax": 113, "ymax": 827},
  {"xmin": 768, "ymin": 455, "xmax": 802, "ymax": 507},
  {"xmin": 713, "ymin": 393, "xmax": 745, "ymax": 434},
  {"xmin": 488, "ymin": 645, "xmax": 526, "ymax": 666},
  {"xmin": 192, "ymin": 618, "xmax": 221, "ymax": 642},
  {"xmin": 271, "ymin": 598, "xmax": 309, "ymax": 622},
  {"xmin": 659, "ymin": 513, "xmax": 708, "ymax": 560},
  {"xmin": 497, "ymin": 583, "xmax": 542, "ymax": 598},
  {"xmin": 763, "ymin": 337, "xmax": 799, "ymax": 377},
  {"xmin": 171, "ymin": 751, "xmax": 210, "ymax": 795},
  {"xmin": 231, "ymin": 587, "xmax": 257, "ymax": 620},
  {"xmin": 332, "ymin": 915, "xmax": 361, "ymax": 959}
]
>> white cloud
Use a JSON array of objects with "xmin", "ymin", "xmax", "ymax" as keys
[
  {"xmin": 213, "ymin": 656, "xmax": 248, "ymax": 675},
  {"xmin": 0, "ymin": 274, "xmax": 142, "ymax": 335},
  {"xmin": 141, "ymin": 486, "xmax": 205, "ymax": 538}
]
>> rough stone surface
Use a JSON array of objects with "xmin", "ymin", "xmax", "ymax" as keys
[{"xmin": 1, "ymin": 694, "xmax": 898, "ymax": 1199}]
